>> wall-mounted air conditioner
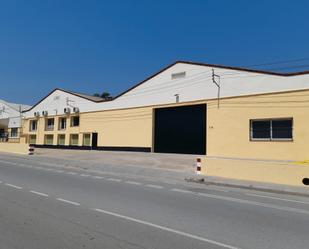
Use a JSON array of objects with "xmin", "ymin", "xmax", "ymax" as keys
[
  {"xmin": 34, "ymin": 112, "xmax": 40, "ymax": 117},
  {"xmin": 42, "ymin": 111, "xmax": 48, "ymax": 116},
  {"xmin": 64, "ymin": 107, "xmax": 71, "ymax": 114},
  {"xmin": 73, "ymin": 107, "xmax": 79, "ymax": 113}
]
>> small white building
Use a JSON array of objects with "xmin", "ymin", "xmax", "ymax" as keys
[{"xmin": 0, "ymin": 99, "xmax": 31, "ymax": 141}]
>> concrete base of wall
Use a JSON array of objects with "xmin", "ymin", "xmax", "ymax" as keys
[
  {"xmin": 201, "ymin": 157, "xmax": 309, "ymax": 187},
  {"xmin": 0, "ymin": 142, "xmax": 31, "ymax": 155},
  {"xmin": 33, "ymin": 144, "xmax": 151, "ymax": 152}
]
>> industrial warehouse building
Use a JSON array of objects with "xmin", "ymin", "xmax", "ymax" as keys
[{"xmin": 22, "ymin": 61, "xmax": 309, "ymax": 162}]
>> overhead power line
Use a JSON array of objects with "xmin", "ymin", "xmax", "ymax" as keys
[{"xmin": 242, "ymin": 57, "xmax": 309, "ymax": 68}]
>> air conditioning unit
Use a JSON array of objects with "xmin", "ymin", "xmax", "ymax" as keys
[
  {"xmin": 73, "ymin": 107, "xmax": 79, "ymax": 113},
  {"xmin": 34, "ymin": 112, "xmax": 40, "ymax": 117},
  {"xmin": 42, "ymin": 110, "xmax": 48, "ymax": 116},
  {"xmin": 64, "ymin": 107, "xmax": 71, "ymax": 114}
]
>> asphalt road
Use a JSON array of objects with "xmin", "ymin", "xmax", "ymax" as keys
[{"xmin": 0, "ymin": 154, "xmax": 309, "ymax": 249}]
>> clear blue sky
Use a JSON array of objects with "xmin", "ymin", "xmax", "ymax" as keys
[{"xmin": 1, "ymin": 0, "xmax": 309, "ymax": 104}]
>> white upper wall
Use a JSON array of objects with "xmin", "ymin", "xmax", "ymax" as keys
[
  {"xmin": 0, "ymin": 100, "xmax": 31, "ymax": 127},
  {"xmin": 23, "ymin": 62, "xmax": 309, "ymax": 118},
  {"xmin": 23, "ymin": 90, "xmax": 96, "ymax": 118}
]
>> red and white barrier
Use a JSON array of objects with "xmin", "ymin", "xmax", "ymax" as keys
[
  {"xmin": 28, "ymin": 145, "xmax": 34, "ymax": 155},
  {"xmin": 196, "ymin": 158, "xmax": 202, "ymax": 175}
]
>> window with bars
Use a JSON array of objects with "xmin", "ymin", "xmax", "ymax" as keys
[
  {"xmin": 71, "ymin": 116, "xmax": 80, "ymax": 127},
  {"xmin": 83, "ymin": 134, "xmax": 91, "ymax": 146},
  {"xmin": 59, "ymin": 117, "xmax": 66, "ymax": 130},
  {"xmin": 10, "ymin": 128, "xmax": 18, "ymax": 138},
  {"xmin": 30, "ymin": 120, "xmax": 38, "ymax": 131},
  {"xmin": 45, "ymin": 118, "xmax": 54, "ymax": 131},
  {"xmin": 70, "ymin": 134, "xmax": 79, "ymax": 146},
  {"xmin": 44, "ymin": 135, "xmax": 54, "ymax": 145},
  {"xmin": 250, "ymin": 118, "xmax": 293, "ymax": 141},
  {"xmin": 29, "ymin": 135, "xmax": 36, "ymax": 144},
  {"xmin": 58, "ymin": 134, "xmax": 65, "ymax": 145}
]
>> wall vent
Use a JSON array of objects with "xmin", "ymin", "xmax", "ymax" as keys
[{"xmin": 171, "ymin": 71, "xmax": 186, "ymax": 80}]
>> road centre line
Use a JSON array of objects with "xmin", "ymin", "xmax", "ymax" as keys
[
  {"xmin": 67, "ymin": 172, "xmax": 77, "ymax": 175},
  {"xmin": 246, "ymin": 193, "xmax": 309, "ymax": 205},
  {"xmin": 145, "ymin": 184, "xmax": 163, "ymax": 189},
  {"xmin": 92, "ymin": 176, "xmax": 104, "ymax": 179},
  {"xmin": 125, "ymin": 181, "xmax": 142, "ymax": 185},
  {"xmin": 171, "ymin": 188, "xmax": 194, "ymax": 194},
  {"xmin": 93, "ymin": 208, "xmax": 239, "ymax": 249},
  {"xmin": 80, "ymin": 174, "xmax": 90, "ymax": 177},
  {"xmin": 5, "ymin": 183, "xmax": 23, "ymax": 189},
  {"xmin": 30, "ymin": 190, "xmax": 49, "ymax": 197},
  {"xmin": 107, "ymin": 178, "xmax": 122, "ymax": 182},
  {"xmin": 56, "ymin": 198, "xmax": 80, "ymax": 206}
]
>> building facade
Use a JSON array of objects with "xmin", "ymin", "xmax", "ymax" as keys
[
  {"xmin": 0, "ymin": 99, "xmax": 31, "ymax": 142},
  {"xmin": 22, "ymin": 61, "xmax": 309, "ymax": 161}
]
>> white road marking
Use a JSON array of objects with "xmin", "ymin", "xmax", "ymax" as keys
[
  {"xmin": 44, "ymin": 168, "xmax": 53, "ymax": 171},
  {"xmin": 30, "ymin": 190, "xmax": 49, "ymax": 197},
  {"xmin": 56, "ymin": 198, "xmax": 80, "ymax": 206},
  {"xmin": 207, "ymin": 187, "xmax": 229, "ymax": 193},
  {"xmin": 67, "ymin": 172, "xmax": 77, "ymax": 175},
  {"xmin": 125, "ymin": 181, "xmax": 141, "ymax": 185},
  {"xmin": 107, "ymin": 178, "xmax": 122, "ymax": 182},
  {"xmin": 171, "ymin": 188, "xmax": 194, "ymax": 194},
  {"xmin": 93, "ymin": 208, "xmax": 239, "ymax": 249},
  {"xmin": 80, "ymin": 174, "xmax": 90, "ymax": 177},
  {"xmin": 93, "ymin": 176, "xmax": 104, "ymax": 179},
  {"xmin": 56, "ymin": 170, "xmax": 64, "ymax": 173},
  {"xmin": 246, "ymin": 193, "xmax": 309, "ymax": 205},
  {"xmin": 197, "ymin": 192, "xmax": 309, "ymax": 215},
  {"xmin": 5, "ymin": 183, "xmax": 23, "ymax": 190},
  {"xmin": 146, "ymin": 184, "xmax": 163, "ymax": 189}
]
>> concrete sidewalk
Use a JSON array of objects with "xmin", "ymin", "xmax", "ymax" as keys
[
  {"xmin": 21, "ymin": 149, "xmax": 197, "ymax": 185},
  {"xmin": 187, "ymin": 175, "xmax": 309, "ymax": 197},
  {"xmin": 4, "ymin": 148, "xmax": 309, "ymax": 196},
  {"xmin": 34, "ymin": 148, "xmax": 197, "ymax": 172}
]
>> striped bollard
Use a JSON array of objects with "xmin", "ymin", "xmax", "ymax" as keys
[
  {"xmin": 196, "ymin": 158, "xmax": 202, "ymax": 175},
  {"xmin": 29, "ymin": 145, "xmax": 34, "ymax": 155}
]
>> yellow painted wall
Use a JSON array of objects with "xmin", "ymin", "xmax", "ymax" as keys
[
  {"xmin": 0, "ymin": 137, "xmax": 30, "ymax": 155},
  {"xmin": 207, "ymin": 90, "xmax": 309, "ymax": 161},
  {"xmin": 201, "ymin": 157, "xmax": 309, "ymax": 187},
  {"xmin": 22, "ymin": 89, "xmax": 309, "ymax": 161},
  {"xmin": 80, "ymin": 107, "xmax": 153, "ymax": 147}
]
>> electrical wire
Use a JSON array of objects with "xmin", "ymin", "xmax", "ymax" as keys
[{"xmin": 241, "ymin": 57, "xmax": 309, "ymax": 68}]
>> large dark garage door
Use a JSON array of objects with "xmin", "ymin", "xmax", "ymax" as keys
[{"xmin": 154, "ymin": 104, "xmax": 206, "ymax": 155}]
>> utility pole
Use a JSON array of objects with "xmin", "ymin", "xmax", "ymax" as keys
[{"xmin": 212, "ymin": 69, "xmax": 221, "ymax": 109}]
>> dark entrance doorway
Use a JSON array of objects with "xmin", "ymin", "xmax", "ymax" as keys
[
  {"xmin": 92, "ymin": 133, "xmax": 98, "ymax": 149},
  {"xmin": 154, "ymin": 104, "xmax": 206, "ymax": 155}
]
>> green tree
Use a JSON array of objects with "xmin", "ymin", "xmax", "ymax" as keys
[{"xmin": 101, "ymin": 92, "xmax": 111, "ymax": 99}]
